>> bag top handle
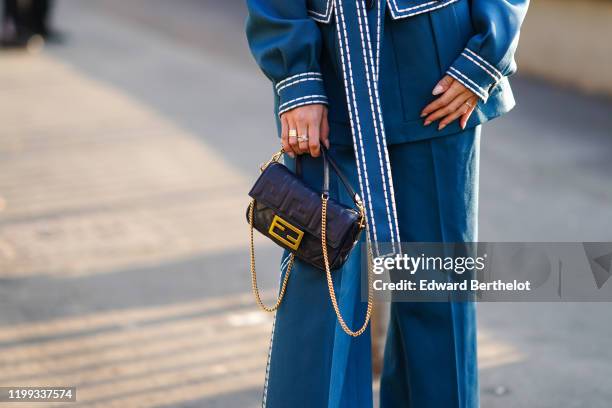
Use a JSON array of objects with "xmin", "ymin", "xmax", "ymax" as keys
[{"xmin": 295, "ymin": 146, "xmax": 362, "ymax": 205}]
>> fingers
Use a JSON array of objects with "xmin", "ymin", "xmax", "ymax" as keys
[
  {"xmin": 286, "ymin": 115, "xmax": 299, "ymax": 156},
  {"xmin": 280, "ymin": 114, "xmax": 295, "ymax": 158},
  {"xmin": 309, "ymin": 122, "xmax": 321, "ymax": 157},
  {"xmin": 430, "ymin": 91, "xmax": 472, "ymax": 130},
  {"xmin": 297, "ymin": 119, "xmax": 309, "ymax": 155},
  {"xmin": 421, "ymin": 80, "xmax": 464, "ymax": 121},
  {"xmin": 421, "ymin": 74, "xmax": 481, "ymax": 130},
  {"xmin": 438, "ymin": 95, "xmax": 472, "ymax": 130},
  {"xmin": 432, "ymin": 75, "xmax": 454, "ymax": 96},
  {"xmin": 460, "ymin": 96, "xmax": 478, "ymax": 130},
  {"xmin": 281, "ymin": 104, "xmax": 326, "ymax": 157},
  {"xmin": 320, "ymin": 108, "xmax": 330, "ymax": 149},
  {"xmin": 423, "ymin": 90, "xmax": 471, "ymax": 127}
]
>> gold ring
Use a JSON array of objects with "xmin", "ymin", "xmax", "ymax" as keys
[
  {"xmin": 297, "ymin": 135, "xmax": 308, "ymax": 143},
  {"xmin": 288, "ymin": 129, "xmax": 297, "ymax": 138}
]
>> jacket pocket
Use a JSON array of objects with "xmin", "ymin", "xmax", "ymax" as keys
[
  {"xmin": 307, "ymin": 0, "xmax": 334, "ymax": 24},
  {"xmin": 387, "ymin": 0, "xmax": 459, "ymax": 19},
  {"xmin": 387, "ymin": 10, "xmax": 444, "ymax": 122}
]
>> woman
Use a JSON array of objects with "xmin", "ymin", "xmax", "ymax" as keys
[
  {"xmin": 2, "ymin": 0, "xmax": 53, "ymax": 46},
  {"xmin": 245, "ymin": 1, "xmax": 528, "ymax": 407}
]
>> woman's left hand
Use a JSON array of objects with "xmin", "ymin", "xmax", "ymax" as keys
[{"xmin": 420, "ymin": 75, "xmax": 479, "ymax": 131}]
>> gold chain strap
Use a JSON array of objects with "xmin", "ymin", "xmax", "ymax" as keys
[
  {"xmin": 249, "ymin": 199, "xmax": 293, "ymax": 312},
  {"xmin": 322, "ymin": 194, "xmax": 373, "ymax": 337}
]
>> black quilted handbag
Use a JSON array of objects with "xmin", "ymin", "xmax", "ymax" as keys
[{"xmin": 246, "ymin": 147, "xmax": 373, "ymax": 337}]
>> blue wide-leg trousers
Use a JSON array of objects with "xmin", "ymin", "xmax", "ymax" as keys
[{"xmin": 263, "ymin": 127, "xmax": 481, "ymax": 408}]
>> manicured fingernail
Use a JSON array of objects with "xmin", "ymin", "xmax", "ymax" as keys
[
  {"xmin": 424, "ymin": 120, "xmax": 431, "ymax": 126},
  {"xmin": 288, "ymin": 152, "xmax": 295, "ymax": 158},
  {"xmin": 420, "ymin": 112, "xmax": 427, "ymax": 118},
  {"xmin": 432, "ymin": 84, "xmax": 445, "ymax": 95},
  {"xmin": 438, "ymin": 124, "xmax": 446, "ymax": 131},
  {"xmin": 461, "ymin": 122, "xmax": 466, "ymax": 130}
]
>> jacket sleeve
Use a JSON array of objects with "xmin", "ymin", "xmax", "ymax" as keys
[
  {"xmin": 245, "ymin": 0, "xmax": 328, "ymax": 116},
  {"xmin": 446, "ymin": 0, "xmax": 529, "ymax": 102}
]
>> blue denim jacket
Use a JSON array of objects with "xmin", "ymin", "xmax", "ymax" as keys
[
  {"xmin": 246, "ymin": 0, "xmax": 528, "ymax": 145},
  {"xmin": 246, "ymin": 0, "xmax": 528, "ymax": 249}
]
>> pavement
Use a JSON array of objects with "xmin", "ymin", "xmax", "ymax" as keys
[
  {"xmin": 517, "ymin": 0, "xmax": 612, "ymax": 96},
  {"xmin": 0, "ymin": 1, "xmax": 610, "ymax": 407}
]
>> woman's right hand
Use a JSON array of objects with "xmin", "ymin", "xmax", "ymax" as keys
[{"xmin": 281, "ymin": 104, "xmax": 330, "ymax": 158}]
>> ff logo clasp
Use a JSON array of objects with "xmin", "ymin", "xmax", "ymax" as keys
[{"xmin": 268, "ymin": 215, "xmax": 304, "ymax": 251}]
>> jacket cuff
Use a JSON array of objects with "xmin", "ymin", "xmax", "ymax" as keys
[
  {"xmin": 446, "ymin": 48, "xmax": 503, "ymax": 102},
  {"xmin": 276, "ymin": 72, "xmax": 328, "ymax": 116}
]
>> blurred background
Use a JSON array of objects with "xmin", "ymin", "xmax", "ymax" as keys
[{"xmin": 0, "ymin": 0, "xmax": 610, "ymax": 407}]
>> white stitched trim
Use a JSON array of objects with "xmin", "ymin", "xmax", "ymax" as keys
[
  {"xmin": 375, "ymin": 0, "xmax": 382, "ymax": 81},
  {"xmin": 278, "ymin": 99, "xmax": 329, "ymax": 116},
  {"xmin": 366, "ymin": 2, "xmax": 402, "ymax": 249},
  {"xmin": 461, "ymin": 52, "xmax": 501, "ymax": 82},
  {"xmin": 464, "ymin": 48, "xmax": 502, "ymax": 78},
  {"xmin": 447, "ymin": 67, "xmax": 487, "ymax": 100},
  {"xmin": 361, "ymin": 3, "xmax": 401, "ymax": 249},
  {"xmin": 309, "ymin": 13, "xmax": 333, "ymax": 24},
  {"xmin": 279, "ymin": 254, "xmax": 291, "ymax": 272},
  {"xmin": 307, "ymin": 0, "xmax": 334, "ymax": 23},
  {"xmin": 307, "ymin": 0, "xmax": 331, "ymax": 17},
  {"xmin": 391, "ymin": 0, "xmax": 437, "ymax": 13},
  {"xmin": 278, "ymin": 94, "xmax": 327, "ymax": 110},
  {"xmin": 388, "ymin": 0, "xmax": 460, "ymax": 19},
  {"xmin": 357, "ymin": 0, "xmax": 400, "ymax": 247},
  {"xmin": 261, "ymin": 313, "xmax": 275, "ymax": 408},
  {"xmin": 449, "ymin": 66, "xmax": 487, "ymax": 94},
  {"xmin": 276, "ymin": 77, "xmax": 324, "ymax": 94},
  {"xmin": 334, "ymin": 0, "xmax": 379, "ymax": 255},
  {"xmin": 275, "ymin": 72, "xmax": 322, "ymax": 91},
  {"xmin": 261, "ymin": 254, "xmax": 291, "ymax": 408}
]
